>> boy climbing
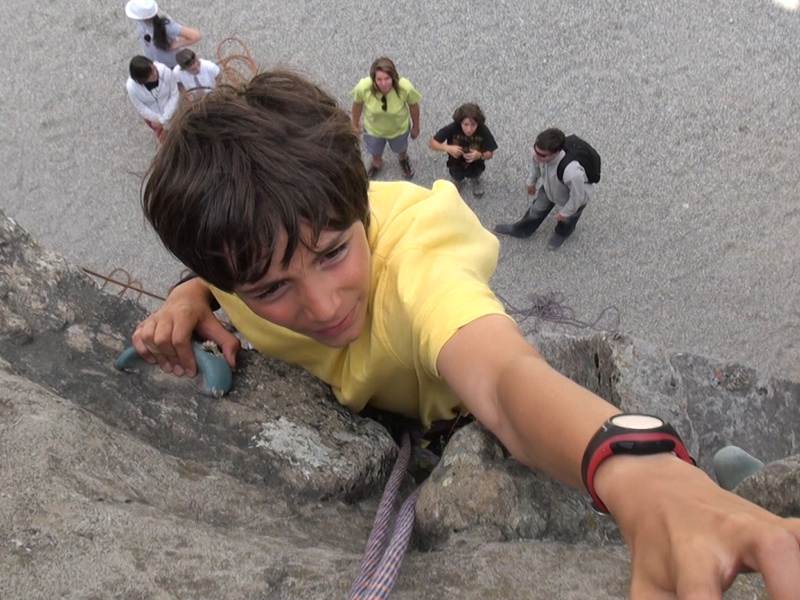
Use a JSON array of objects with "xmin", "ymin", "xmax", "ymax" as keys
[{"xmin": 132, "ymin": 70, "xmax": 800, "ymax": 599}]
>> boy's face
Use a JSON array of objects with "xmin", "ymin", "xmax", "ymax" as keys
[
  {"xmin": 460, "ymin": 118, "xmax": 478, "ymax": 137},
  {"xmin": 533, "ymin": 145, "xmax": 559, "ymax": 164},
  {"xmin": 234, "ymin": 221, "xmax": 371, "ymax": 348},
  {"xmin": 185, "ymin": 58, "xmax": 201, "ymax": 75}
]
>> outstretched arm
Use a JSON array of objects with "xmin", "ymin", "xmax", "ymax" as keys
[{"xmin": 438, "ymin": 314, "xmax": 800, "ymax": 598}]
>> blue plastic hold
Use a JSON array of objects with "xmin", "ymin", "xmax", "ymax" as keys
[
  {"xmin": 114, "ymin": 342, "xmax": 233, "ymax": 398},
  {"xmin": 712, "ymin": 445, "xmax": 765, "ymax": 491}
]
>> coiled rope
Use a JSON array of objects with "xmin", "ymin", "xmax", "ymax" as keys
[
  {"xmin": 497, "ymin": 291, "xmax": 620, "ymax": 336},
  {"xmin": 215, "ymin": 36, "xmax": 259, "ymax": 85}
]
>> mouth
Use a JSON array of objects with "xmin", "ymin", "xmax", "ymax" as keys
[{"xmin": 314, "ymin": 303, "xmax": 357, "ymax": 339}]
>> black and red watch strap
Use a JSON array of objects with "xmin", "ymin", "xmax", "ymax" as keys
[{"xmin": 582, "ymin": 426, "xmax": 695, "ymax": 514}]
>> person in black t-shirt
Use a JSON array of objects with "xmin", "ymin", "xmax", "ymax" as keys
[{"xmin": 430, "ymin": 103, "xmax": 497, "ymax": 197}]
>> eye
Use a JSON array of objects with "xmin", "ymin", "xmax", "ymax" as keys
[
  {"xmin": 322, "ymin": 243, "xmax": 348, "ymax": 263},
  {"xmin": 254, "ymin": 280, "xmax": 288, "ymax": 301}
]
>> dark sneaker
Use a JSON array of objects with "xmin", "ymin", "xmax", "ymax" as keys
[
  {"xmin": 367, "ymin": 163, "xmax": 381, "ymax": 179},
  {"xmin": 399, "ymin": 157, "xmax": 414, "ymax": 179},
  {"xmin": 547, "ymin": 232, "xmax": 568, "ymax": 249},
  {"xmin": 470, "ymin": 177, "xmax": 484, "ymax": 197},
  {"xmin": 493, "ymin": 222, "xmax": 536, "ymax": 238}
]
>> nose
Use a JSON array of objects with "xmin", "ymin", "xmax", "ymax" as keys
[{"xmin": 299, "ymin": 278, "xmax": 340, "ymax": 325}]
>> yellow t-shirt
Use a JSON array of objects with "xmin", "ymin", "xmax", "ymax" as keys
[
  {"xmin": 210, "ymin": 180, "xmax": 507, "ymax": 428},
  {"xmin": 351, "ymin": 76, "xmax": 422, "ymax": 139}
]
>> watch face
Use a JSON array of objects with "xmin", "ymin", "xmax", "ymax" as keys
[{"xmin": 610, "ymin": 414, "xmax": 664, "ymax": 430}]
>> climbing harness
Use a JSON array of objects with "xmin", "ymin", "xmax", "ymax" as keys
[{"xmin": 349, "ymin": 432, "xmax": 420, "ymax": 600}]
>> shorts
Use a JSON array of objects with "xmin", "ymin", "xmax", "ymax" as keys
[{"xmin": 363, "ymin": 128, "xmax": 410, "ymax": 156}]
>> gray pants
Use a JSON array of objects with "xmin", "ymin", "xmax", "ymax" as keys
[{"xmin": 521, "ymin": 190, "xmax": 586, "ymax": 237}]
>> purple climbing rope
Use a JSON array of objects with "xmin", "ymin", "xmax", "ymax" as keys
[{"xmin": 349, "ymin": 432, "xmax": 419, "ymax": 600}]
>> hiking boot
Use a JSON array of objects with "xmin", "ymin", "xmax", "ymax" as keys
[
  {"xmin": 367, "ymin": 163, "xmax": 381, "ymax": 179},
  {"xmin": 493, "ymin": 210, "xmax": 550, "ymax": 239},
  {"xmin": 547, "ymin": 232, "xmax": 569, "ymax": 249},
  {"xmin": 399, "ymin": 157, "xmax": 414, "ymax": 179},
  {"xmin": 470, "ymin": 177, "xmax": 484, "ymax": 197}
]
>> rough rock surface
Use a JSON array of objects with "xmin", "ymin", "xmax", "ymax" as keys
[
  {"xmin": 0, "ymin": 212, "xmax": 396, "ymax": 501},
  {"xmin": 1, "ymin": 209, "xmax": 792, "ymax": 598},
  {"xmin": 735, "ymin": 454, "xmax": 800, "ymax": 517}
]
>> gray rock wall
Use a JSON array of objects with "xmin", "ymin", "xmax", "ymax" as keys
[{"xmin": 2, "ymin": 209, "xmax": 792, "ymax": 598}]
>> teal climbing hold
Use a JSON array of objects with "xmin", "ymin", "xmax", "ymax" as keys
[
  {"xmin": 713, "ymin": 445, "xmax": 765, "ymax": 491},
  {"xmin": 114, "ymin": 342, "xmax": 232, "ymax": 398}
]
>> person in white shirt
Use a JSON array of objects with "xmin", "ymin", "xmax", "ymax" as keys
[
  {"xmin": 173, "ymin": 49, "xmax": 221, "ymax": 100},
  {"xmin": 126, "ymin": 55, "xmax": 180, "ymax": 142}
]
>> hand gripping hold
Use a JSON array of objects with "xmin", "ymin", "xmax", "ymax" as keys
[{"xmin": 114, "ymin": 342, "xmax": 233, "ymax": 398}]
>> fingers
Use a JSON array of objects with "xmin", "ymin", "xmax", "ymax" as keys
[
  {"xmin": 674, "ymin": 552, "xmax": 723, "ymax": 600},
  {"xmin": 131, "ymin": 308, "xmax": 200, "ymax": 377},
  {"xmin": 151, "ymin": 315, "xmax": 185, "ymax": 375},
  {"xmin": 131, "ymin": 319, "xmax": 157, "ymax": 365},
  {"xmin": 170, "ymin": 314, "xmax": 199, "ymax": 377},
  {"xmin": 629, "ymin": 571, "xmax": 674, "ymax": 600},
  {"xmin": 195, "ymin": 314, "xmax": 241, "ymax": 369},
  {"xmin": 630, "ymin": 543, "xmax": 723, "ymax": 600},
  {"xmin": 742, "ymin": 523, "xmax": 800, "ymax": 600}
]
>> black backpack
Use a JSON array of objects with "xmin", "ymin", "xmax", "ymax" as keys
[{"xmin": 556, "ymin": 135, "xmax": 601, "ymax": 184}]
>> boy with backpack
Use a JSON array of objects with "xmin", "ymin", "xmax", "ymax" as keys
[
  {"xmin": 493, "ymin": 128, "xmax": 601, "ymax": 249},
  {"xmin": 130, "ymin": 72, "xmax": 800, "ymax": 598}
]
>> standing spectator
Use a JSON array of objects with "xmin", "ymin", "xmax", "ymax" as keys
[
  {"xmin": 126, "ymin": 55, "xmax": 180, "ymax": 142},
  {"xmin": 124, "ymin": 0, "xmax": 201, "ymax": 69},
  {"xmin": 429, "ymin": 103, "xmax": 497, "ymax": 198},
  {"xmin": 493, "ymin": 128, "xmax": 600, "ymax": 249},
  {"xmin": 351, "ymin": 57, "xmax": 421, "ymax": 179},
  {"xmin": 173, "ymin": 49, "xmax": 221, "ymax": 100}
]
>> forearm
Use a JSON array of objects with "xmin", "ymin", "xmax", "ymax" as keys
[
  {"xmin": 438, "ymin": 316, "xmax": 619, "ymax": 491},
  {"xmin": 171, "ymin": 276, "xmax": 215, "ymax": 306},
  {"xmin": 161, "ymin": 88, "xmax": 180, "ymax": 123},
  {"xmin": 526, "ymin": 161, "xmax": 539, "ymax": 187},
  {"xmin": 170, "ymin": 27, "xmax": 201, "ymax": 49},
  {"xmin": 351, "ymin": 102, "xmax": 362, "ymax": 129},
  {"xmin": 494, "ymin": 353, "xmax": 619, "ymax": 488},
  {"xmin": 429, "ymin": 138, "xmax": 449, "ymax": 153},
  {"xmin": 559, "ymin": 179, "xmax": 587, "ymax": 217},
  {"xmin": 408, "ymin": 103, "xmax": 420, "ymax": 129},
  {"xmin": 133, "ymin": 100, "xmax": 162, "ymax": 123}
]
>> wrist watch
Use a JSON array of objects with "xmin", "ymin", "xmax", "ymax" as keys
[{"xmin": 581, "ymin": 413, "xmax": 695, "ymax": 513}]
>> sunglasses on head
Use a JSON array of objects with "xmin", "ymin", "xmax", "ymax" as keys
[{"xmin": 381, "ymin": 95, "xmax": 387, "ymax": 111}]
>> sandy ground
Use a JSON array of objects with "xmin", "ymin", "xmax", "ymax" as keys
[{"xmin": 1, "ymin": 0, "xmax": 799, "ymax": 379}]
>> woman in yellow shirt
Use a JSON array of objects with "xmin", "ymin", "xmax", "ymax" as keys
[{"xmin": 351, "ymin": 57, "xmax": 422, "ymax": 179}]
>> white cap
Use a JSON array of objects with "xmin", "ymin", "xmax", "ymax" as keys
[{"xmin": 125, "ymin": 0, "xmax": 158, "ymax": 20}]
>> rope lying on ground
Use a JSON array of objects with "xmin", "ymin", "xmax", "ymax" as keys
[
  {"xmin": 497, "ymin": 291, "xmax": 620, "ymax": 336},
  {"xmin": 349, "ymin": 432, "xmax": 419, "ymax": 600}
]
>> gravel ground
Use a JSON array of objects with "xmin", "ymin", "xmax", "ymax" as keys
[{"xmin": 2, "ymin": 0, "xmax": 799, "ymax": 379}]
